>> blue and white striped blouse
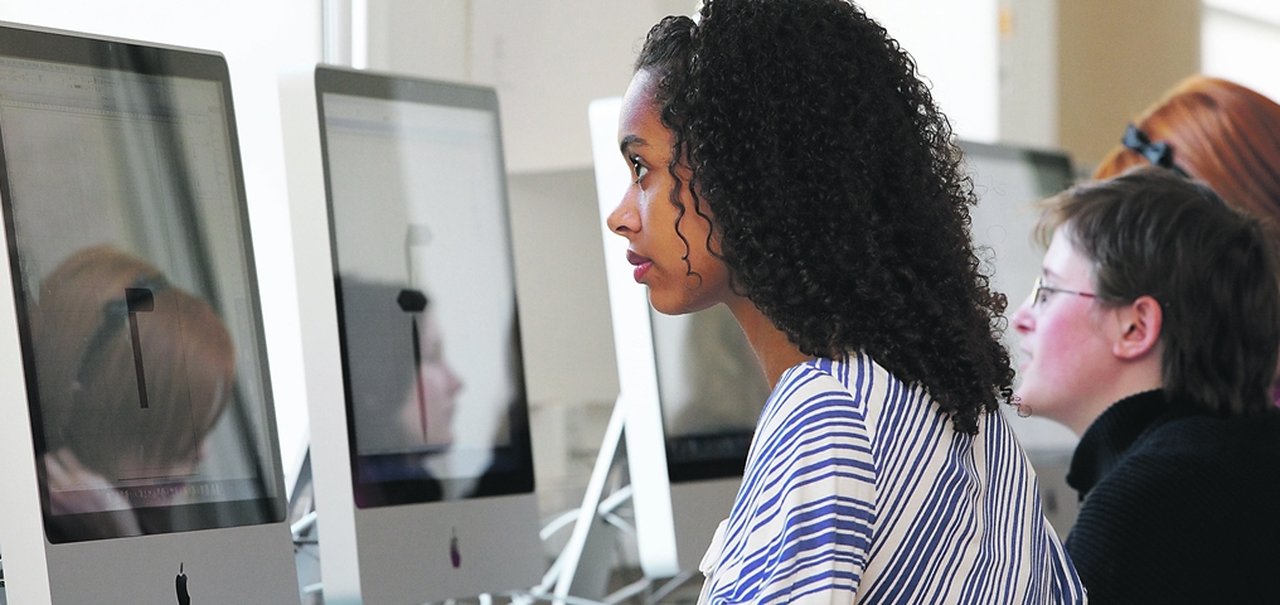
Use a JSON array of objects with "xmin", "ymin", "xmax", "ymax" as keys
[{"xmin": 697, "ymin": 353, "xmax": 1086, "ymax": 604}]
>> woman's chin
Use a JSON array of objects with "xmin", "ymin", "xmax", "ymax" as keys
[{"xmin": 647, "ymin": 292, "xmax": 712, "ymax": 317}]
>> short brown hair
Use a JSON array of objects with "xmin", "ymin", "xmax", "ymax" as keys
[{"xmin": 1039, "ymin": 167, "xmax": 1279, "ymax": 415}]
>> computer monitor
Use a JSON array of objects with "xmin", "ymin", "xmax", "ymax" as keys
[
  {"xmin": 961, "ymin": 140, "xmax": 1076, "ymax": 336},
  {"xmin": 282, "ymin": 65, "xmax": 542, "ymax": 604},
  {"xmin": 0, "ymin": 22, "xmax": 299, "ymax": 604},
  {"xmin": 587, "ymin": 97, "xmax": 770, "ymax": 579}
]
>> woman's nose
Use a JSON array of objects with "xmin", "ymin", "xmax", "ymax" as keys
[
  {"xmin": 1011, "ymin": 295, "xmax": 1034, "ymax": 335},
  {"xmin": 606, "ymin": 193, "xmax": 639, "ymax": 236},
  {"xmin": 445, "ymin": 365, "xmax": 463, "ymax": 396}
]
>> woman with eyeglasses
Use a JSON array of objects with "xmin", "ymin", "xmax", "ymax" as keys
[
  {"xmin": 1012, "ymin": 166, "xmax": 1280, "ymax": 603},
  {"xmin": 607, "ymin": 0, "xmax": 1085, "ymax": 601}
]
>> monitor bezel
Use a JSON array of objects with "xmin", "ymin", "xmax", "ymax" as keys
[
  {"xmin": 0, "ymin": 22, "xmax": 287, "ymax": 543},
  {"xmin": 959, "ymin": 139, "xmax": 1075, "ymax": 195},
  {"xmin": 312, "ymin": 65, "xmax": 536, "ymax": 508}
]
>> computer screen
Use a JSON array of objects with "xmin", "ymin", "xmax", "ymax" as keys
[
  {"xmin": 315, "ymin": 66, "xmax": 534, "ymax": 509},
  {"xmin": 285, "ymin": 65, "xmax": 543, "ymax": 603},
  {"xmin": 0, "ymin": 24, "xmax": 285, "ymax": 544},
  {"xmin": 650, "ymin": 307, "xmax": 769, "ymax": 483}
]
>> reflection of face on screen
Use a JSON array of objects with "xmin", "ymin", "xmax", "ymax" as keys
[
  {"xmin": 342, "ymin": 279, "xmax": 460, "ymax": 456},
  {"xmin": 322, "ymin": 83, "xmax": 531, "ymax": 505},
  {"xmin": 33, "ymin": 246, "xmax": 233, "ymax": 538},
  {"xmin": 0, "ymin": 51, "xmax": 282, "ymax": 542},
  {"xmin": 403, "ymin": 309, "xmax": 463, "ymax": 447}
]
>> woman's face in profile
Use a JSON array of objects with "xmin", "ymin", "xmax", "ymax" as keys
[
  {"xmin": 1011, "ymin": 227, "xmax": 1119, "ymax": 433},
  {"xmin": 606, "ymin": 68, "xmax": 734, "ymax": 316},
  {"xmin": 399, "ymin": 310, "xmax": 461, "ymax": 447}
]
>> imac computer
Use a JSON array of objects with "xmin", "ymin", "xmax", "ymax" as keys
[
  {"xmin": 587, "ymin": 98, "xmax": 770, "ymax": 580},
  {"xmin": 0, "ymin": 23, "xmax": 299, "ymax": 604},
  {"xmin": 282, "ymin": 65, "xmax": 542, "ymax": 603}
]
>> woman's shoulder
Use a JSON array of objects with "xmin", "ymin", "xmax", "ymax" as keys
[
  {"xmin": 1071, "ymin": 413, "xmax": 1280, "ymax": 598},
  {"xmin": 1126, "ymin": 410, "xmax": 1280, "ymax": 476},
  {"xmin": 1080, "ymin": 411, "xmax": 1280, "ymax": 523},
  {"xmin": 761, "ymin": 355, "xmax": 871, "ymax": 430},
  {"xmin": 777, "ymin": 352, "xmax": 902, "ymax": 393},
  {"xmin": 768, "ymin": 352, "xmax": 937, "ymax": 439},
  {"xmin": 765, "ymin": 354, "xmax": 891, "ymax": 419}
]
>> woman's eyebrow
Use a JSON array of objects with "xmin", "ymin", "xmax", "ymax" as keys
[{"xmin": 619, "ymin": 134, "xmax": 648, "ymax": 154}]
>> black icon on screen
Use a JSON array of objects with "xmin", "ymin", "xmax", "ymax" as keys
[
  {"xmin": 124, "ymin": 286, "xmax": 155, "ymax": 409},
  {"xmin": 175, "ymin": 562, "xmax": 190, "ymax": 605},
  {"xmin": 398, "ymin": 288, "xmax": 430, "ymax": 441}
]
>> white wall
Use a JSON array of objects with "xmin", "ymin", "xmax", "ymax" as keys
[
  {"xmin": 355, "ymin": 0, "xmax": 1004, "ymax": 172},
  {"xmin": 1203, "ymin": 1, "xmax": 1280, "ymax": 103},
  {"xmin": 859, "ymin": 0, "xmax": 1001, "ymax": 142},
  {"xmin": 474, "ymin": 0, "xmax": 1000, "ymax": 171},
  {"xmin": 468, "ymin": 0, "xmax": 700, "ymax": 174},
  {"xmin": 0, "ymin": 0, "xmax": 323, "ymax": 491},
  {"xmin": 364, "ymin": 0, "xmax": 471, "ymax": 81}
]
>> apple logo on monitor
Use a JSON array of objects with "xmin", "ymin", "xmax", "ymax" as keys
[
  {"xmin": 176, "ymin": 562, "xmax": 190, "ymax": 605},
  {"xmin": 450, "ymin": 528, "xmax": 461, "ymax": 569}
]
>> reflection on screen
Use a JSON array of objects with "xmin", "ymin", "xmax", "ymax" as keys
[
  {"xmin": 0, "ymin": 41, "xmax": 282, "ymax": 542},
  {"xmin": 319, "ymin": 75, "xmax": 532, "ymax": 507},
  {"xmin": 650, "ymin": 305, "xmax": 769, "ymax": 482}
]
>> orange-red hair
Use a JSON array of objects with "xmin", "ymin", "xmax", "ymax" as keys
[{"xmin": 1094, "ymin": 76, "xmax": 1280, "ymax": 232}]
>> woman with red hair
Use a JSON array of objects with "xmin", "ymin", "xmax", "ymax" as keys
[{"xmin": 1095, "ymin": 76, "xmax": 1280, "ymax": 231}]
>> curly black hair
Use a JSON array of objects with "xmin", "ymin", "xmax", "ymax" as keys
[{"xmin": 636, "ymin": 0, "xmax": 1013, "ymax": 434}]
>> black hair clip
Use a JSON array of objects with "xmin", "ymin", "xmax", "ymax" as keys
[
  {"xmin": 1122, "ymin": 123, "xmax": 1190, "ymax": 178},
  {"xmin": 77, "ymin": 274, "xmax": 171, "ymax": 409}
]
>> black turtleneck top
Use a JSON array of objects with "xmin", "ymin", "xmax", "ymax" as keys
[{"xmin": 1064, "ymin": 389, "xmax": 1280, "ymax": 603}]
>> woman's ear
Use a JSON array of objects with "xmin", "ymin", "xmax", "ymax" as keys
[{"xmin": 1112, "ymin": 295, "xmax": 1163, "ymax": 360}]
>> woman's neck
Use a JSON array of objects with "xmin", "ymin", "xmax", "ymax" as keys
[{"xmin": 725, "ymin": 297, "xmax": 812, "ymax": 389}]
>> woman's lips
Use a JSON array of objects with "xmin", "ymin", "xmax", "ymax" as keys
[{"xmin": 626, "ymin": 250, "xmax": 653, "ymax": 283}]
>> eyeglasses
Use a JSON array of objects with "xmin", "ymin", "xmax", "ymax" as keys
[{"xmin": 1030, "ymin": 276, "xmax": 1096, "ymax": 308}]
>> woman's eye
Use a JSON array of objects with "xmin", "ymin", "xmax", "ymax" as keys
[{"xmin": 630, "ymin": 156, "xmax": 649, "ymax": 182}]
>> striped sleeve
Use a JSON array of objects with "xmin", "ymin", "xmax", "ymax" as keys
[
  {"xmin": 697, "ymin": 354, "xmax": 1088, "ymax": 604},
  {"xmin": 700, "ymin": 362, "xmax": 878, "ymax": 604}
]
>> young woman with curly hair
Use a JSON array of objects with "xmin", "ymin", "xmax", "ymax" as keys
[{"xmin": 605, "ymin": 0, "xmax": 1085, "ymax": 601}]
